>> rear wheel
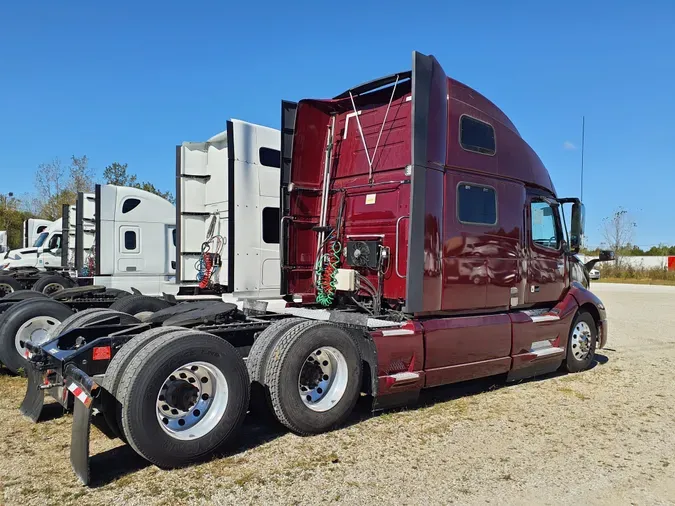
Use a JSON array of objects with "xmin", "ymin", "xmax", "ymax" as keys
[
  {"xmin": 264, "ymin": 321, "xmax": 362, "ymax": 435},
  {"xmin": 109, "ymin": 294, "xmax": 172, "ymax": 317},
  {"xmin": 101, "ymin": 326, "xmax": 185, "ymax": 440},
  {"xmin": 118, "ymin": 330, "xmax": 250, "ymax": 468},
  {"xmin": 3, "ymin": 290, "xmax": 48, "ymax": 301},
  {"xmin": 247, "ymin": 317, "xmax": 304, "ymax": 416},
  {"xmin": 565, "ymin": 311, "xmax": 597, "ymax": 373},
  {"xmin": 32, "ymin": 275, "xmax": 75, "ymax": 296},
  {"xmin": 49, "ymin": 308, "xmax": 141, "ymax": 341},
  {"xmin": 0, "ymin": 299, "xmax": 74, "ymax": 373},
  {"xmin": 0, "ymin": 276, "xmax": 22, "ymax": 298}
]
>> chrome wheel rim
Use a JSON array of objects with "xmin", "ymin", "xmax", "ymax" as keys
[
  {"xmin": 41, "ymin": 283, "xmax": 64, "ymax": 296},
  {"xmin": 298, "ymin": 346, "xmax": 348, "ymax": 412},
  {"xmin": 156, "ymin": 361, "xmax": 229, "ymax": 440},
  {"xmin": 15, "ymin": 316, "xmax": 62, "ymax": 356},
  {"xmin": 0, "ymin": 283, "xmax": 15, "ymax": 297},
  {"xmin": 571, "ymin": 321, "xmax": 593, "ymax": 361}
]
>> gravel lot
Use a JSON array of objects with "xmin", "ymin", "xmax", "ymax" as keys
[{"xmin": 1, "ymin": 283, "xmax": 674, "ymax": 506}]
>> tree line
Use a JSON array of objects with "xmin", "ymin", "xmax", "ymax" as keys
[
  {"xmin": 581, "ymin": 207, "xmax": 675, "ymax": 258},
  {"xmin": 0, "ymin": 156, "xmax": 173, "ymax": 249}
]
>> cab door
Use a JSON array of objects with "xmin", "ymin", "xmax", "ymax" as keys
[{"xmin": 526, "ymin": 195, "xmax": 566, "ymax": 304}]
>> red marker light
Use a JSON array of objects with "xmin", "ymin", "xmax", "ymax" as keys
[{"xmin": 92, "ymin": 346, "xmax": 111, "ymax": 361}]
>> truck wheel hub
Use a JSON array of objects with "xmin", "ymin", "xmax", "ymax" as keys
[
  {"xmin": 571, "ymin": 321, "xmax": 592, "ymax": 360},
  {"xmin": 298, "ymin": 346, "xmax": 349, "ymax": 413},
  {"xmin": 15, "ymin": 316, "xmax": 61, "ymax": 357},
  {"xmin": 155, "ymin": 361, "xmax": 229, "ymax": 440},
  {"xmin": 0, "ymin": 283, "xmax": 15, "ymax": 297}
]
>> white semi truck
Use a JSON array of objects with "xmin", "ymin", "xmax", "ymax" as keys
[
  {"xmin": 0, "ymin": 231, "xmax": 7, "ymax": 254},
  {"xmin": 0, "ymin": 119, "xmax": 286, "ymax": 375},
  {"xmin": 23, "ymin": 218, "xmax": 52, "ymax": 248}
]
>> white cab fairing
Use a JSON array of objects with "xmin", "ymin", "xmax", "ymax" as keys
[
  {"xmin": 22, "ymin": 218, "xmax": 51, "ymax": 248},
  {"xmin": 96, "ymin": 184, "xmax": 176, "ymax": 283},
  {"xmin": 176, "ymin": 119, "xmax": 282, "ymax": 300}
]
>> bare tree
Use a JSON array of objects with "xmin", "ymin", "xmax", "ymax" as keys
[
  {"xmin": 69, "ymin": 155, "xmax": 95, "ymax": 192},
  {"xmin": 602, "ymin": 207, "xmax": 636, "ymax": 265},
  {"xmin": 28, "ymin": 155, "xmax": 96, "ymax": 219}
]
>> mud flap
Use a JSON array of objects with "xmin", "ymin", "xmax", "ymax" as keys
[
  {"xmin": 71, "ymin": 393, "xmax": 93, "ymax": 485},
  {"xmin": 19, "ymin": 366, "xmax": 45, "ymax": 422}
]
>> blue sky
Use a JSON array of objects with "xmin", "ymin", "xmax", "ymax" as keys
[{"xmin": 1, "ymin": 0, "xmax": 673, "ymax": 248}]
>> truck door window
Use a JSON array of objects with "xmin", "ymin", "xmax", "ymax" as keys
[
  {"xmin": 531, "ymin": 202, "xmax": 560, "ymax": 250},
  {"xmin": 457, "ymin": 183, "xmax": 497, "ymax": 225},
  {"xmin": 48, "ymin": 234, "xmax": 61, "ymax": 250}
]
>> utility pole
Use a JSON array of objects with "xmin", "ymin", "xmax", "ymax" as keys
[{"xmin": 580, "ymin": 116, "xmax": 585, "ymax": 203}]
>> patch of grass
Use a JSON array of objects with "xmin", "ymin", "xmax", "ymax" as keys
[
  {"xmin": 596, "ymin": 278, "xmax": 675, "ymax": 286},
  {"xmin": 233, "ymin": 471, "xmax": 258, "ymax": 487},
  {"xmin": 171, "ymin": 487, "xmax": 190, "ymax": 500},
  {"xmin": 558, "ymin": 387, "xmax": 590, "ymax": 400}
]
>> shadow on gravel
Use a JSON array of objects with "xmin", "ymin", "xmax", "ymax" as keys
[
  {"xmin": 89, "ymin": 445, "xmax": 151, "ymax": 487},
  {"xmin": 81, "ymin": 353, "xmax": 613, "ymax": 486}
]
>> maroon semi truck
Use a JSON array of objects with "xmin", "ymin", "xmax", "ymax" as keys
[{"xmin": 20, "ymin": 50, "xmax": 611, "ymax": 484}]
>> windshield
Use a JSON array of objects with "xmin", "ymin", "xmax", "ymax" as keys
[{"xmin": 34, "ymin": 232, "xmax": 49, "ymax": 247}]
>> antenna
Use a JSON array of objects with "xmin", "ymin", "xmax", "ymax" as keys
[{"xmin": 580, "ymin": 116, "xmax": 585, "ymax": 203}]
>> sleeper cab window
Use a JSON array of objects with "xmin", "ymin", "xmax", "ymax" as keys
[
  {"xmin": 530, "ymin": 201, "xmax": 560, "ymax": 250},
  {"xmin": 259, "ymin": 147, "xmax": 281, "ymax": 168},
  {"xmin": 262, "ymin": 207, "xmax": 280, "ymax": 244},
  {"xmin": 457, "ymin": 183, "xmax": 497, "ymax": 226},
  {"xmin": 122, "ymin": 198, "xmax": 141, "ymax": 214},
  {"xmin": 459, "ymin": 115, "xmax": 496, "ymax": 156},
  {"xmin": 123, "ymin": 229, "xmax": 139, "ymax": 252}
]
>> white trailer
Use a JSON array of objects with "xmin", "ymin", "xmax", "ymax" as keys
[{"xmin": 0, "ymin": 231, "xmax": 7, "ymax": 254}]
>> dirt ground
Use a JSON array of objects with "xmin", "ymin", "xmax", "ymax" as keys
[{"xmin": 1, "ymin": 282, "xmax": 674, "ymax": 506}]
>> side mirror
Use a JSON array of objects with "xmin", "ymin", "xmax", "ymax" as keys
[
  {"xmin": 569, "ymin": 201, "xmax": 585, "ymax": 252},
  {"xmin": 599, "ymin": 250, "xmax": 615, "ymax": 262}
]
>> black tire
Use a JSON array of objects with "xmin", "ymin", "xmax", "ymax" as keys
[
  {"xmin": 264, "ymin": 321, "xmax": 362, "ymax": 436},
  {"xmin": 0, "ymin": 302, "xmax": 14, "ymax": 316},
  {"xmin": 109, "ymin": 294, "xmax": 172, "ymax": 315},
  {"xmin": 0, "ymin": 276, "xmax": 22, "ymax": 298},
  {"xmin": 102, "ymin": 288, "xmax": 132, "ymax": 299},
  {"xmin": 101, "ymin": 326, "xmax": 186, "ymax": 440},
  {"xmin": 50, "ymin": 286, "xmax": 106, "ymax": 300},
  {"xmin": 0, "ymin": 299, "xmax": 74, "ymax": 373},
  {"xmin": 31, "ymin": 275, "xmax": 74, "ymax": 295},
  {"xmin": 118, "ymin": 330, "xmax": 250, "ymax": 468},
  {"xmin": 49, "ymin": 308, "xmax": 141, "ymax": 341},
  {"xmin": 3, "ymin": 290, "xmax": 48, "ymax": 301},
  {"xmin": 247, "ymin": 318, "xmax": 304, "ymax": 416},
  {"xmin": 565, "ymin": 310, "xmax": 597, "ymax": 373}
]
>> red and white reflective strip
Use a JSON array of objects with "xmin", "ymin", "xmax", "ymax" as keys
[{"xmin": 67, "ymin": 382, "xmax": 93, "ymax": 407}]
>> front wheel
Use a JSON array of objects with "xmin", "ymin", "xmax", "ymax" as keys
[{"xmin": 565, "ymin": 311, "xmax": 597, "ymax": 373}]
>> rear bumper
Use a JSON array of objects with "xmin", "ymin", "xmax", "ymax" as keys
[{"xmin": 597, "ymin": 318, "xmax": 608, "ymax": 348}]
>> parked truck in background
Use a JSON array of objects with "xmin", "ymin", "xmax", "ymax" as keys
[
  {"xmin": 22, "ymin": 218, "xmax": 52, "ymax": 248},
  {"xmin": 1, "ymin": 120, "xmax": 287, "ymax": 373},
  {"xmin": 19, "ymin": 51, "xmax": 612, "ymax": 485}
]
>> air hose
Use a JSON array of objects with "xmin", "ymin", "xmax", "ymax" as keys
[{"xmin": 315, "ymin": 240, "xmax": 341, "ymax": 306}]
